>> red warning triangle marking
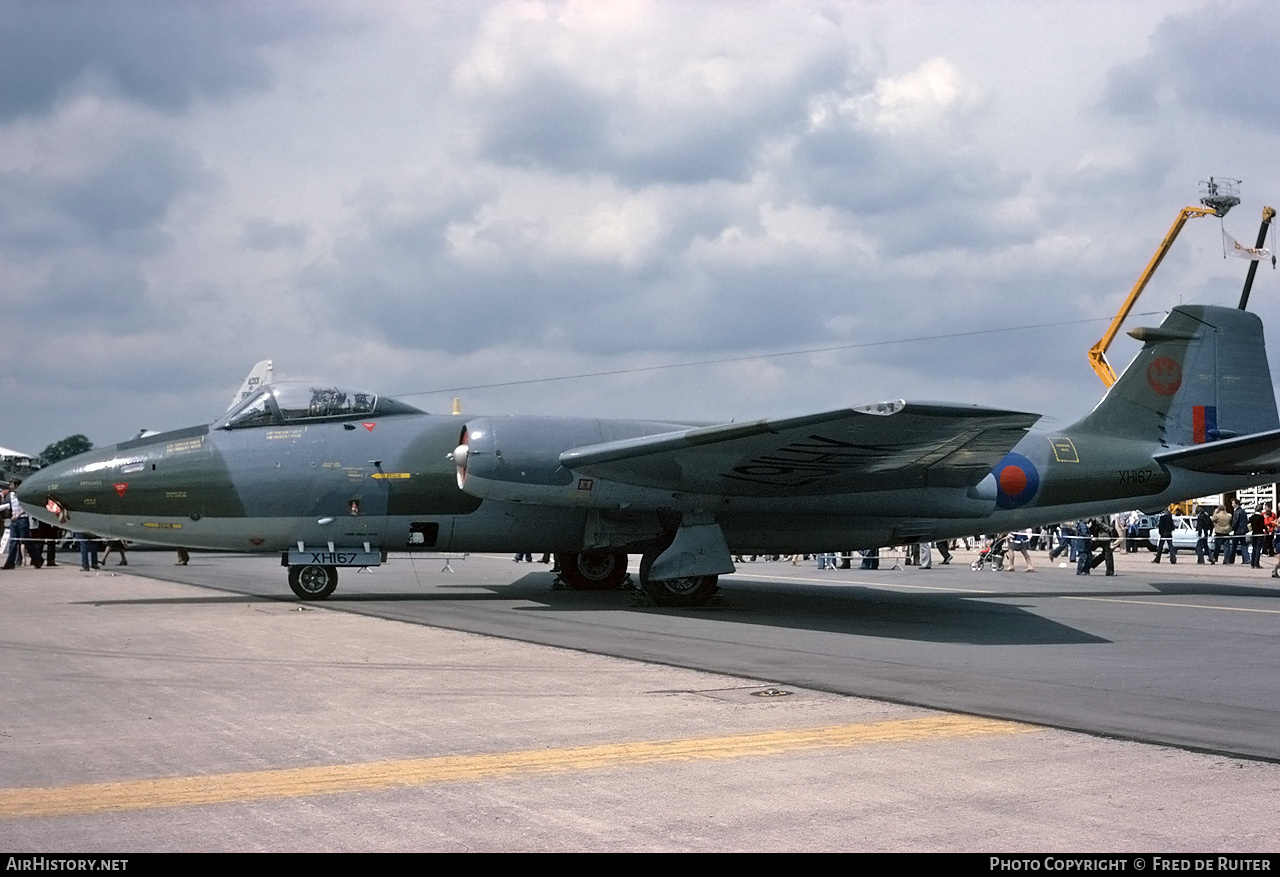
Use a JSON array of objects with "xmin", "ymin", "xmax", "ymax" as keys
[
  {"xmin": 363, "ymin": 422, "xmax": 376, "ymax": 431},
  {"xmin": 113, "ymin": 483, "xmax": 128, "ymax": 497}
]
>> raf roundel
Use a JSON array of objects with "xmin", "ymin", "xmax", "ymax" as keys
[
  {"xmin": 993, "ymin": 452, "xmax": 1039, "ymax": 509},
  {"xmin": 1146, "ymin": 357, "xmax": 1182, "ymax": 396}
]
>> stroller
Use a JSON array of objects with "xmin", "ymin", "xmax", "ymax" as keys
[{"xmin": 970, "ymin": 534, "xmax": 1008, "ymax": 571}]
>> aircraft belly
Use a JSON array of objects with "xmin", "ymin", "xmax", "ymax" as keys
[
  {"xmin": 88, "ymin": 514, "xmax": 359, "ymax": 552},
  {"xmin": 718, "ymin": 487, "xmax": 994, "ymax": 518},
  {"xmin": 464, "ymin": 472, "xmax": 998, "ymax": 518},
  {"xmin": 442, "ymin": 502, "xmax": 589, "ymax": 553},
  {"xmin": 718, "ymin": 517, "xmax": 897, "ymax": 553}
]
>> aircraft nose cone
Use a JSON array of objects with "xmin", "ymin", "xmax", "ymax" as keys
[
  {"xmin": 15, "ymin": 448, "xmax": 109, "ymax": 527},
  {"xmin": 15, "ymin": 464, "xmax": 59, "ymax": 522}
]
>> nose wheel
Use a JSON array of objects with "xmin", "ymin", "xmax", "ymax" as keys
[{"xmin": 288, "ymin": 564, "xmax": 338, "ymax": 600}]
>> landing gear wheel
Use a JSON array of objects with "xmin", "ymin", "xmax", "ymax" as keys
[
  {"xmin": 288, "ymin": 564, "xmax": 338, "ymax": 600},
  {"xmin": 557, "ymin": 551, "xmax": 629, "ymax": 590},
  {"xmin": 638, "ymin": 552, "xmax": 719, "ymax": 607}
]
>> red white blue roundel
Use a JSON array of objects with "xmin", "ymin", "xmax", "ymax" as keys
[{"xmin": 993, "ymin": 452, "xmax": 1039, "ymax": 509}]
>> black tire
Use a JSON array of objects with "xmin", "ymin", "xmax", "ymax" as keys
[
  {"xmin": 557, "ymin": 551, "xmax": 629, "ymax": 590},
  {"xmin": 638, "ymin": 552, "xmax": 719, "ymax": 607},
  {"xmin": 288, "ymin": 564, "xmax": 338, "ymax": 600}
]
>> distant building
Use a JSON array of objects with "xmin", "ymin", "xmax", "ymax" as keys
[
  {"xmin": 0, "ymin": 445, "xmax": 47, "ymax": 477},
  {"xmin": 1193, "ymin": 483, "xmax": 1278, "ymax": 511}
]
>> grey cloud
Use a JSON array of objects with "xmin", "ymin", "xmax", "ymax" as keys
[
  {"xmin": 52, "ymin": 140, "xmax": 213, "ymax": 248},
  {"xmin": 36, "ymin": 255, "xmax": 149, "ymax": 324},
  {"xmin": 317, "ymin": 199, "xmax": 884, "ymax": 362},
  {"xmin": 792, "ymin": 138, "xmax": 1032, "ymax": 257},
  {"xmin": 784, "ymin": 80, "xmax": 1031, "ymax": 258},
  {"xmin": 315, "ymin": 254, "xmax": 614, "ymax": 356},
  {"xmin": 0, "ymin": 1, "xmax": 331, "ymax": 120},
  {"xmin": 462, "ymin": 20, "xmax": 847, "ymax": 186},
  {"xmin": 1051, "ymin": 149, "xmax": 1179, "ymax": 214},
  {"xmin": 241, "ymin": 218, "xmax": 308, "ymax": 251},
  {"xmin": 1102, "ymin": 1, "xmax": 1280, "ymax": 127},
  {"xmin": 0, "ymin": 138, "xmax": 214, "ymax": 254},
  {"xmin": 471, "ymin": 68, "xmax": 611, "ymax": 173},
  {"xmin": 1099, "ymin": 62, "xmax": 1159, "ymax": 118},
  {"xmin": 0, "ymin": 135, "xmax": 215, "ymax": 348},
  {"xmin": 470, "ymin": 64, "xmax": 811, "ymax": 186}
]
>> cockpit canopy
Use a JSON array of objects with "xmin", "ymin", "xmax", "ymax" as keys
[{"xmin": 220, "ymin": 382, "xmax": 423, "ymax": 429}]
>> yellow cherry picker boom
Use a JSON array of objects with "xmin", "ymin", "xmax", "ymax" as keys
[{"xmin": 1087, "ymin": 177, "xmax": 1241, "ymax": 387}]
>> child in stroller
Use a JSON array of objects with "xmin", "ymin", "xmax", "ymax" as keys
[{"xmin": 970, "ymin": 534, "xmax": 1008, "ymax": 571}]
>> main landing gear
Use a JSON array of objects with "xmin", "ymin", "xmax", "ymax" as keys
[
  {"xmin": 282, "ymin": 551, "xmax": 720, "ymax": 607},
  {"xmin": 638, "ymin": 551, "xmax": 719, "ymax": 608},
  {"xmin": 288, "ymin": 564, "xmax": 338, "ymax": 600},
  {"xmin": 556, "ymin": 550, "xmax": 720, "ymax": 606},
  {"xmin": 556, "ymin": 550, "xmax": 630, "ymax": 590}
]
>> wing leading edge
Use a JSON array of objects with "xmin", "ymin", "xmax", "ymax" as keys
[{"xmin": 559, "ymin": 401, "xmax": 1040, "ymax": 497}]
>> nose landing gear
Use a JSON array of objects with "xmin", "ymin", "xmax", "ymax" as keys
[{"xmin": 288, "ymin": 564, "xmax": 338, "ymax": 600}]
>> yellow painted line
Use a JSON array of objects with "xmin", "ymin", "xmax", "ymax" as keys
[
  {"xmin": 0, "ymin": 715, "xmax": 1034, "ymax": 819},
  {"xmin": 726, "ymin": 572, "xmax": 1000, "ymax": 594},
  {"xmin": 1062, "ymin": 595, "xmax": 1280, "ymax": 615}
]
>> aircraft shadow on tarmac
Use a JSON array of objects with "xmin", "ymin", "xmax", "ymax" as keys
[
  {"xmin": 122, "ymin": 566, "xmax": 1101, "ymax": 646},
  {"xmin": 489, "ymin": 573, "xmax": 1113, "ymax": 646},
  {"xmin": 131, "ymin": 565, "xmax": 1276, "ymax": 646},
  {"xmin": 1145, "ymin": 579, "xmax": 1280, "ymax": 598}
]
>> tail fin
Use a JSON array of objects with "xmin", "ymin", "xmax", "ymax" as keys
[
  {"xmin": 227, "ymin": 359, "xmax": 274, "ymax": 413},
  {"xmin": 1073, "ymin": 305, "xmax": 1278, "ymax": 446}
]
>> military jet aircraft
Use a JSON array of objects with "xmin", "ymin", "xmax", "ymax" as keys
[{"xmin": 18, "ymin": 304, "xmax": 1280, "ymax": 605}]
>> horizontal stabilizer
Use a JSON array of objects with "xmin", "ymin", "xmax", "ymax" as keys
[
  {"xmin": 1154, "ymin": 428, "xmax": 1280, "ymax": 476},
  {"xmin": 560, "ymin": 401, "xmax": 1039, "ymax": 496}
]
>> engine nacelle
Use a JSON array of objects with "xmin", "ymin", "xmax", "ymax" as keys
[
  {"xmin": 452, "ymin": 416, "xmax": 700, "ymax": 509},
  {"xmin": 453, "ymin": 416, "xmax": 597, "ymax": 504}
]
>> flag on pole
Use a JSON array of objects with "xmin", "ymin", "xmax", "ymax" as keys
[{"xmin": 1224, "ymin": 229, "xmax": 1271, "ymax": 260}]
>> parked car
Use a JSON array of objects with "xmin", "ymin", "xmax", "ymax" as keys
[{"xmin": 1146, "ymin": 516, "xmax": 1199, "ymax": 551}]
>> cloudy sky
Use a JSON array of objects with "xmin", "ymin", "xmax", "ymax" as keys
[{"xmin": 3, "ymin": 0, "xmax": 1279, "ymax": 456}]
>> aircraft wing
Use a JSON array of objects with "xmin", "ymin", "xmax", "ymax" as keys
[
  {"xmin": 559, "ymin": 401, "xmax": 1039, "ymax": 496},
  {"xmin": 1154, "ymin": 428, "xmax": 1280, "ymax": 475}
]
